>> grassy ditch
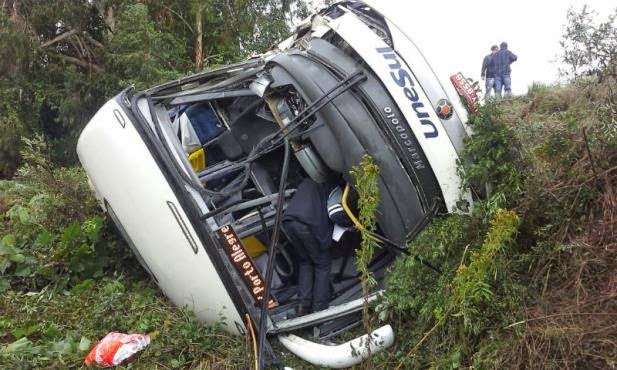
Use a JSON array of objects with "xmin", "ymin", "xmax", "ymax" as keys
[
  {"xmin": 0, "ymin": 138, "xmax": 245, "ymax": 369},
  {"xmin": 2, "ymin": 77, "xmax": 616, "ymax": 369}
]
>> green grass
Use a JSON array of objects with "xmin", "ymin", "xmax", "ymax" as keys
[
  {"xmin": 2, "ymin": 77, "xmax": 617, "ymax": 369},
  {"xmin": 0, "ymin": 138, "xmax": 247, "ymax": 369},
  {"xmin": 0, "ymin": 277, "xmax": 245, "ymax": 369}
]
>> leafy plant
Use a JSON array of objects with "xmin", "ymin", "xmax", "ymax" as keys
[
  {"xmin": 350, "ymin": 154, "xmax": 380, "ymax": 363},
  {"xmin": 384, "ymin": 208, "xmax": 521, "ymax": 370},
  {"xmin": 0, "ymin": 136, "xmax": 132, "ymax": 290},
  {"xmin": 560, "ymin": 6, "xmax": 617, "ymax": 81},
  {"xmin": 460, "ymin": 102, "xmax": 527, "ymax": 214}
]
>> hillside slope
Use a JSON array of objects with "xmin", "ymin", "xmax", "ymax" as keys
[
  {"xmin": 1, "ymin": 79, "xmax": 616, "ymax": 369},
  {"xmin": 378, "ymin": 77, "xmax": 617, "ymax": 369}
]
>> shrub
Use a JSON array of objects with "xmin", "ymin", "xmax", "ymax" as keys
[
  {"xmin": 381, "ymin": 208, "xmax": 522, "ymax": 370},
  {"xmin": 460, "ymin": 102, "xmax": 528, "ymax": 215},
  {"xmin": 0, "ymin": 136, "xmax": 131, "ymax": 292},
  {"xmin": 560, "ymin": 6, "xmax": 617, "ymax": 81}
]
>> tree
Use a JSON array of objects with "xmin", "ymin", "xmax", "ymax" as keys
[
  {"xmin": 560, "ymin": 6, "xmax": 617, "ymax": 81},
  {"xmin": 0, "ymin": 0, "xmax": 311, "ymax": 177},
  {"xmin": 105, "ymin": 3, "xmax": 189, "ymax": 88}
]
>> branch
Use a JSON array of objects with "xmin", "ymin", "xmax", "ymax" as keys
[
  {"xmin": 505, "ymin": 312, "xmax": 617, "ymax": 329},
  {"xmin": 83, "ymin": 32, "xmax": 104, "ymax": 49},
  {"xmin": 40, "ymin": 29, "xmax": 79, "ymax": 48},
  {"xmin": 75, "ymin": 35, "xmax": 93, "ymax": 67},
  {"xmin": 50, "ymin": 53, "xmax": 103, "ymax": 73},
  {"xmin": 68, "ymin": 37, "xmax": 84, "ymax": 59},
  {"xmin": 582, "ymin": 127, "xmax": 597, "ymax": 176},
  {"xmin": 164, "ymin": 6, "xmax": 193, "ymax": 33},
  {"xmin": 393, "ymin": 309, "xmax": 451, "ymax": 370}
]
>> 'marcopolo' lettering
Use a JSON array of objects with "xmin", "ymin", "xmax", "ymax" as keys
[{"xmin": 376, "ymin": 47, "xmax": 438, "ymax": 139}]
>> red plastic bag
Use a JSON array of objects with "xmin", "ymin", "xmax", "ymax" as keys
[{"xmin": 84, "ymin": 332, "xmax": 150, "ymax": 367}]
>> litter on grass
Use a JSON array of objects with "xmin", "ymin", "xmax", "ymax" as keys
[{"xmin": 84, "ymin": 332, "xmax": 150, "ymax": 367}]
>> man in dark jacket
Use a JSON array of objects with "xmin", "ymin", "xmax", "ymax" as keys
[
  {"xmin": 282, "ymin": 178, "xmax": 351, "ymax": 314},
  {"xmin": 492, "ymin": 42, "xmax": 518, "ymax": 97},
  {"xmin": 481, "ymin": 45, "xmax": 498, "ymax": 99}
]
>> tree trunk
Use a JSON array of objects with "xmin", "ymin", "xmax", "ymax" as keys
[
  {"xmin": 106, "ymin": 6, "xmax": 115, "ymax": 33},
  {"xmin": 195, "ymin": 5, "xmax": 203, "ymax": 71},
  {"xmin": 4, "ymin": 0, "xmax": 33, "ymax": 36},
  {"xmin": 1, "ymin": 0, "xmax": 10, "ymax": 16},
  {"xmin": 93, "ymin": 1, "xmax": 115, "ymax": 33}
]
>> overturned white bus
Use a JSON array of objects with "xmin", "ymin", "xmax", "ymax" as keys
[{"xmin": 77, "ymin": 1, "xmax": 479, "ymax": 368}]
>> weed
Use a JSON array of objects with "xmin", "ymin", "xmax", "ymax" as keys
[
  {"xmin": 350, "ymin": 154, "xmax": 381, "ymax": 365},
  {"xmin": 385, "ymin": 208, "xmax": 521, "ymax": 370}
]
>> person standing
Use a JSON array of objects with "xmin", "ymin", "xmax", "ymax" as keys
[
  {"xmin": 492, "ymin": 42, "xmax": 518, "ymax": 98},
  {"xmin": 481, "ymin": 45, "xmax": 499, "ymax": 99}
]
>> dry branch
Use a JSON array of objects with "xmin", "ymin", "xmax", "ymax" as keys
[
  {"xmin": 50, "ymin": 53, "xmax": 103, "ymax": 73},
  {"xmin": 40, "ymin": 29, "xmax": 79, "ymax": 48},
  {"xmin": 83, "ymin": 33, "xmax": 104, "ymax": 49}
]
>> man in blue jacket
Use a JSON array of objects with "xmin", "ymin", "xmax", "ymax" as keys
[
  {"xmin": 492, "ymin": 42, "xmax": 518, "ymax": 98},
  {"xmin": 481, "ymin": 45, "xmax": 498, "ymax": 99}
]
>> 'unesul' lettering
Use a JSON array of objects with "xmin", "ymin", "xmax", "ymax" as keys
[{"xmin": 376, "ymin": 47, "xmax": 438, "ymax": 139}]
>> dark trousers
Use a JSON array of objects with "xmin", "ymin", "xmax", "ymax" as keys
[{"xmin": 283, "ymin": 220, "xmax": 331, "ymax": 312}]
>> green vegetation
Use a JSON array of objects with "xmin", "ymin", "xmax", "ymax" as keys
[
  {"xmin": 350, "ymin": 155, "xmax": 380, "ymax": 364},
  {"xmin": 0, "ymin": 1, "xmax": 307, "ymax": 368},
  {"xmin": 377, "ymin": 69, "xmax": 617, "ymax": 370},
  {"xmin": 1, "ymin": 279, "xmax": 245, "ymax": 369},
  {"xmin": 0, "ymin": 0, "xmax": 308, "ymax": 178},
  {"xmin": 0, "ymin": 139, "xmax": 245, "ymax": 368},
  {"xmin": 372, "ymin": 9, "xmax": 617, "ymax": 368},
  {"xmin": 1, "ymin": 2, "xmax": 616, "ymax": 369}
]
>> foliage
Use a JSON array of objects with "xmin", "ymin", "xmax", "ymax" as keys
[
  {"xmin": 559, "ymin": 6, "xmax": 617, "ymax": 152},
  {"xmin": 0, "ymin": 135, "xmax": 131, "ymax": 292},
  {"xmin": 381, "ymin": 215, "xmax": 477, "ymax": 320},
  {"xmin": 381, "ymin": 42, "xmax": 617, "ymax": 366},
  {"xmin": 350, "ymin": 154, "xmax": 380, "ymax": 361},
  {"xmin": 0, "ymin": 13, "xmax": 34, "ymax": 178},
  {"xmin": 560, "ymin": 5, "xmax": 617, "ymax": 81},
  {"xmin": 490, "ymin": 78, "xmax": 617, "ymax": 369},
  {"xmin": 0, "ymin": 95, "xmax": 26, "ymax": 177},
  {"xmin": 0, "ymin": 0, "xmax": 305, "ymax": 178},
  {"xmin": 449, "ymin": 209, "xmax": 520, "ymax": 331},
  {"xmin": 0, "ymin": 129, "xmax": 245, "ymax": 370},
  {"xmin": 380, "ymin": 208, "xmax": 522, "ymax": 369},
  {"xmin": 105, "ymin": 3, "xmax": 189, "ymax": 89},
  {"xmin": 351, "ymin": 155, "xmax": 380, "ymax": 292},
  {"xmin": 460, "ymin": 102, "xmax": 527, "ymax": 215}
]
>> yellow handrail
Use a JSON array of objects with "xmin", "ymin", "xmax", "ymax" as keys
[{"xmin": 341, "ymin": 184, "xmax": 383, "ymax": 245}]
